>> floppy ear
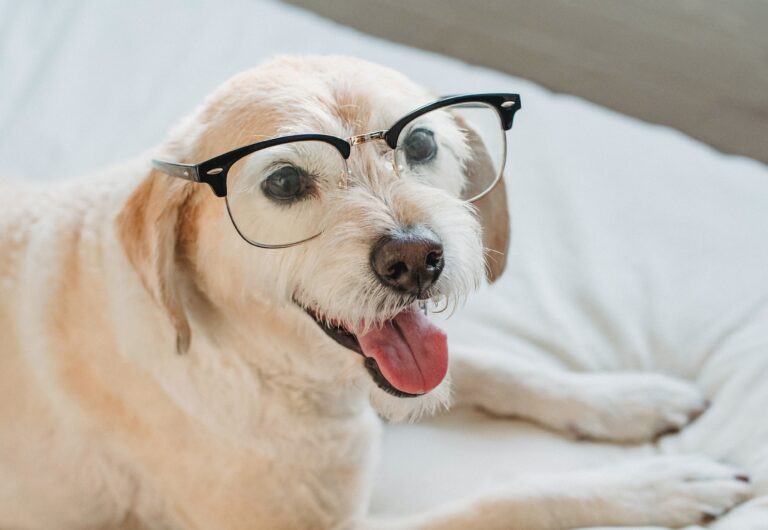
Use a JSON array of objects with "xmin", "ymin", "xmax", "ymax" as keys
[
  {"xmin": 473, "ymin": 175, "xmax": 510, "ymax": 283},
  {"xmin": 117, "ymin": 169, "xmax": 196, "ymax": 353},
  {"xmin": 463, "ymin": 128, "xmax": 511, "ymax": 283}
]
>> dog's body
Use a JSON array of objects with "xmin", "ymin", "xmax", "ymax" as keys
[{"xmin": 0, "ymin": 56, "xmax": 751, "ymax": 530}]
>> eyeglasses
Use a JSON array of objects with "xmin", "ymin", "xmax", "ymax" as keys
[{"xmin": 152, "ymin": 93, "xmax": 521, "ymax": 248}]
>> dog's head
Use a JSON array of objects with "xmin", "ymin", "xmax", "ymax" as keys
[{"xmin": 118, "ymin": 56, "xmax": 511, "ymax": 420}]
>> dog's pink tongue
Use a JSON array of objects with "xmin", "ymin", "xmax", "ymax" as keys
[{"xmin": 357, "ymin": 307, "xmax": 448, "ymax": 394}]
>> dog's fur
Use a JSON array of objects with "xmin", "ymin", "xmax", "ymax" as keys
[{"xmin": 0, "ymin": 56, "xmax": 751, "ymax": 530}]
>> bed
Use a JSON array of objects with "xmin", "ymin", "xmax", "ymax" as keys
[{"xmin": 1, "ymin": 1, "xmax": 766, "ymax": 527}]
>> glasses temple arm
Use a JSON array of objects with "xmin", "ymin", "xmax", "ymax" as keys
[{"xmin": 151, "ymin": 159, "xmax": 200, "ymax": 182}]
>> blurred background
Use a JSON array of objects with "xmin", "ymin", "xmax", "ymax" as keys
[
  {"xmin": 286, "ymin": 0, "xmax": 768, "ymax": 163},
  {"xmin": 1, "ymin": 0, "xmax": 765, "ymax": 180}
]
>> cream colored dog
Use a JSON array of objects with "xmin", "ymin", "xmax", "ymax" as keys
[{"xmin": 0, "ymin": 56, "xmax": 752, "ymax": 530}]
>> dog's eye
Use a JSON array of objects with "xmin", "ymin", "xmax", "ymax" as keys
[
  {"xmin": 262, "ymin": 166, "xmax": 307, "ymax": 202},
  {"xmin": 403, "ymin": 128, "xmax": 437, "ymax": 164}
]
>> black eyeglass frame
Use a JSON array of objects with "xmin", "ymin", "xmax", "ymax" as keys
[{"xmin": 152, "ymin": 93, "xmax": 521, "ymax": 199}]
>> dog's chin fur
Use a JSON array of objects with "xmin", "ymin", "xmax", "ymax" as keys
[{"xmin": 369, "ymin": 373, "xmax": 453, "ymax": 422}]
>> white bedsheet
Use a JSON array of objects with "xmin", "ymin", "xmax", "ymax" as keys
[{"xmin": 2, "ymin": 1, "xmax": 767, "ymax": 528}]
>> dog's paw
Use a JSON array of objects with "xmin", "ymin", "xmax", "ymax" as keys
[
  {"xmin": 606, "ymin": 455, "xmax": 752, "ymax": 528},
  {"xmin": 562, "ymin": 372, "xmax": 708, "ymax": 442}
]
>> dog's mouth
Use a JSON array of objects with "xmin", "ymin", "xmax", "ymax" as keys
[{"xmin": 301, "ymin": 303, "xmax": 448, "ymax": 398}]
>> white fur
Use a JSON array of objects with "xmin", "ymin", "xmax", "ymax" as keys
[{"xmin": 0, "ymin": 56, "xmax": 752, "ymax": 529}]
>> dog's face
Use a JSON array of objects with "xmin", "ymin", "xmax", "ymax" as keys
[{"xmin": 118, "ymin": 56, "xmax": 509, "ymax": 420}]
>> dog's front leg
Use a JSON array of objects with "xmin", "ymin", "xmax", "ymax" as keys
[
  {"xmin": 364, "ymin": 455, "xmax": 751, "ymax": 530},
  {"xmin": 449, "ymin": 348, "xmax": 709, "ymax": 442}
]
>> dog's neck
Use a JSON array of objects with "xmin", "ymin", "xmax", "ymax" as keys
[{"xmin": 183, "ymin": 278, "xmax": 372, "ymax": 415}]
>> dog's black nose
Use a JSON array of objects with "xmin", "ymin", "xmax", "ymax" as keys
[{"xmin": 370, "ymin": 226, "xmax": 444, "ymax": 299}]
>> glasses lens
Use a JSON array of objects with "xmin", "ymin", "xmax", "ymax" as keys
[
  {"xmin": 394, "ymin": 102, "xmax": 506, "ymax": 202},
  {"xmin": 225, "ymin": 140, "xmax": 347, "ymax": 247}
]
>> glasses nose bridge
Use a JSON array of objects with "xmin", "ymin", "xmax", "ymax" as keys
[
  {"xmin": 343, "ymin": 130, "xmax": 398, "ymax": 189},
  {"xmin": 347, "ymin": 130, "xmax": 388, "ymax": 148}
]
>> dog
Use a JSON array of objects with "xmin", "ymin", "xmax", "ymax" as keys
[{"xmin": 0, "ymin": 55, "xmax": 752, "ymax": 529}]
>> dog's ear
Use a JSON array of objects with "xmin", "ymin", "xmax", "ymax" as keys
[
  {"xmin": 463, "ymin": 127, "xmax": 511, "ymax": 283},
  {"xmin": 117, "ymin": 168, "xmax": 196, "ymax": 353},
  {"xmin": 474, "ymin": 176, "xmax": 510, "ymax": 283}
]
